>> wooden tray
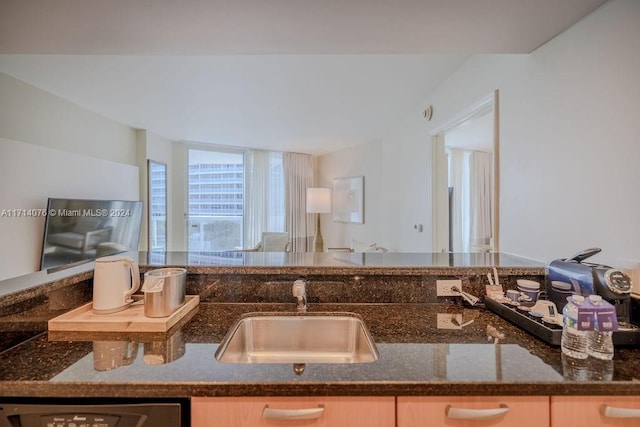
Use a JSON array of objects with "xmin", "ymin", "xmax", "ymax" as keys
[{"xmin": 48, "ymin": 295, "xmax": 199, "ymax": 333}]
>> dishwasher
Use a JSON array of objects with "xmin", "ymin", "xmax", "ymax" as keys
[{"xmin": 0, "ymin": 398, "xmax": 188, "ymax": 427}]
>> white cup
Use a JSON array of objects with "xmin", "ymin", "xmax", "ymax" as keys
[
  {"xmin": 92, "ymin": 255, "xmax": 140, "ymax": 314},
  {"xmin": 517, "ymin": 279, "xmax": 541, "ymax": 303},
  {"xmin": 506, "ymin": 289, "xmax": 520, "ymax": 303}
]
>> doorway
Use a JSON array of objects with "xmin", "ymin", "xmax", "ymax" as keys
[{"xmin": 432, "ymin": 90, "xmax": 499, "ymax": 253}]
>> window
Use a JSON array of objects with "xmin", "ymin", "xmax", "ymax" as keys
[
  {"xmin": 148, "ymin": 160, "xmax": 167, "ymax": 252},
  {"xmin": 187, "ymin": 149, "xmax": 244, "ymax": 251}
]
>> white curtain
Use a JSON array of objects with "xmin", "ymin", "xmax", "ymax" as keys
[
  {"xmin": 448, "ymin": 149, "xmax": 471, "ymax": 252},
  {"xmin": 469, "ymin": 151, "xmax": 493, "ymax": 250},
  {"xmin": 448, "ymin": 149, "xmax": 492, "ymax": 252},
  {"xmin": 283, "ymin": 152, "xmax": 314, "ymax": 252},
  {"xmin": 244, "ymin": 150, "xmax": 284, "ymax": 248}
]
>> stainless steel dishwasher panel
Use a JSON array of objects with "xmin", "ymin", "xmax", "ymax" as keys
[{"xmin": 0, "ymin": 402, "xmax": 184, "ymax": 427}]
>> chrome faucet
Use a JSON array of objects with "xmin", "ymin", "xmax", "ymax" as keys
[{"xmin": 292, "ymin": 279, "xmax": 307, "ymax": 312}]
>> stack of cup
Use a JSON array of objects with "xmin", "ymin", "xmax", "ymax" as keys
[
  {"xmin": 550, "ymin": 280, "xmax": 574, "ymax": 307},
  {"xmin": 517, "ymin": 279, "xmax": 541, "ymax": 305}
]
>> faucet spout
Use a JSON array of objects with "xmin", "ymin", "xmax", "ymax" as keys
[{"xmin": 292, "ymin": 279, "xmax": 307, "ymax": 312}]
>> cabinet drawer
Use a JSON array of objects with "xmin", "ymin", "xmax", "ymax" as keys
[
  {"xmin": 398, "ymin": 396, "xmax": 549, "ymax": 427},
  {"xmin": 551, "ymin": 396, "xmax": 640, "ymax": 427},
  {"xmin": 192, "ymin": 396, "xmax": 395, "ymax": 427}
]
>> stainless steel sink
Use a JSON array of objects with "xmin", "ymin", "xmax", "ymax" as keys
[{"xmin": 214, "ymin": 312, "xmax": 378, "ymax": 364}]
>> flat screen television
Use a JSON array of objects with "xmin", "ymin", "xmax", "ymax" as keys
[{"xmin": 40, "ymin": 198, "xmax": 143, "ymax": 271}]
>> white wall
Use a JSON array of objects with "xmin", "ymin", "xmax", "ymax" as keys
[
  {"xmin": 432, "ymin": 0, "xmax": 639, "ymax": 265},
  {"xmin": 319, "ymin": 0, "xmax": 640, "ymax": 265},
  {"xmin": 0, "ymin": 73, "xmax": 141, "ymax": 280},
  {"xmin": 0, "ymin": 138, "xmax": 139, "ymax": 280},
  {"xmin": 171, "ymin": 143, "xmax": 188, "ymax": 251},
  {"xmin": 0, "ymin": 73, "xmax": 137, "ymax": 165},
  {"xmin": 318, "ymin": 112, "xmax": 434, "ymax": 252},
  {"xmin": 380, "ymin": 111, "xmax": 435, "ymax": 252}
]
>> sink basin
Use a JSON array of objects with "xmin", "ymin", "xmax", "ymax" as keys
[{"xmin": 214, "ymin": 312, "xmax": 378, "ymax": 364}]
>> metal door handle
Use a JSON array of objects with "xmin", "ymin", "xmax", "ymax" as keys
[
  {"xmin": 602, "ymin": 405, "xmax": 640, "ymax": 418},
  {"xmin": 262, "ymin": 405, "xmax": 325, "ymax": 420},
  {"xmin": 446, "ymin": 404, "xmax": 509, "ymax": 420}
]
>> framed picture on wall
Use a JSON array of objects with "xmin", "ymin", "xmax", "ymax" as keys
[{"xmin": 332, "ymin": 176, "xmax": 364, "ymax": 224}]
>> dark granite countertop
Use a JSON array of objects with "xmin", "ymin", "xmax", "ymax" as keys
[
  {"xmin": 1, "ymin": 302, "xmax": 639, "ymax": 399},
  {"xmin": 1, "ymin": 252, "xmax": 544, "ymax": 298},
  {"xmin": 139, "ymin": 251, "xmax": 545, "ymax": 275}
]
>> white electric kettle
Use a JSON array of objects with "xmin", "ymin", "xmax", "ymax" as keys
[{"xmin": 92, "ymin": 255, "xmax": 140, "ymax": 314}]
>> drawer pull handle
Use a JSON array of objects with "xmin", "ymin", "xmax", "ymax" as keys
[
  {"xmin": 263, "ymin": 405, "xmax": 325, "ymax": 420},
  {"xmin": 602, "ymin": 405, "xmax": 640, "ymax": 418},
  {"xmin": 446, "ymin": 404, "xmax": 509, "ymax": 420}
]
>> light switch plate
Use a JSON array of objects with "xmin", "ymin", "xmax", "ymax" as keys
[{"xmin": 436, "ymin": 279, "xmax": 462, "ymax": 296}]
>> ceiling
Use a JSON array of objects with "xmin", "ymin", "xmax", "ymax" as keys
[{"xmin": 0, "ymin": 0, "xmax": 607, "ymax": 155}]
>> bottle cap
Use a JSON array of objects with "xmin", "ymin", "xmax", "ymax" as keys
[
  {"xmin": 588, "ymin": 294, "xmax": 603, "ymax": 304},
  {"xmin": 571, "ymin": 295, "xmax": 585, "ymax": 304}
]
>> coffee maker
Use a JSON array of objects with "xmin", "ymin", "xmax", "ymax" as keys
[{"xmin": 546, "ymin": 247, "xmax": 633, "ymax": 325}]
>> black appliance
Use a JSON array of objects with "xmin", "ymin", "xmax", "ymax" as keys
[
  {"xmin": 546, "ymin": 247, "xmax": 633, "ymax": 325},
  {"xmin": 0, "ymin": 399, "xmax": 187, "ymax": 427}
]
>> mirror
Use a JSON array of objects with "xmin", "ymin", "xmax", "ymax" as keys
[
  {"xmin": 431, "ymin": 90, "xmax": 499, "ymax": 253},
  {"xmin": 2, "ymin": 0, "xmax": 634, "ymax": 282}
]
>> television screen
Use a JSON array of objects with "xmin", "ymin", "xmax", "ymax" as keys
[{"xmin": 40, "ymin": 198, "xmax": 143, "ymax": 271}]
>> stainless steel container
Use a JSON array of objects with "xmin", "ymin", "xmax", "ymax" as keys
[
  {"xmin": 143, "ymin": 330, "xmax": 186, "ymax": 365},
  {"xmin": 141, "ymin": 268, "xmax": 186, "ymax": 318}
]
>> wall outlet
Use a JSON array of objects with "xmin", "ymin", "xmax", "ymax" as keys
[
  {"xmin": 436, "ymin": 279, "xmax": 462, "ymax": 296},
  {"xmin": 436, "ymin": 313, "xmax": 463, "ymax": 330}
]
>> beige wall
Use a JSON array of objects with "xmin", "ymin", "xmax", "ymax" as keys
[{"xmin": 317, "ymin": 140, "xmax": 385, "ymax": 250}]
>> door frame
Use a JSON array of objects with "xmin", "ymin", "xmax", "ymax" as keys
[{"xmin": 430, "ymin": 90, "xmax": 500, "ymax": 253}]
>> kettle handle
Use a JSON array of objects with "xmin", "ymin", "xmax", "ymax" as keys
[
  {"xmin": 123, "ymin": 258, "xmax": 140, "ymax": 302},
  {"xmin": 566, "ymin": 247, "xmax": 601, "ymax": 263}
]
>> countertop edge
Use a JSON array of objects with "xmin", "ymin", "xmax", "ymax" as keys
[{"xmin": 1, "ymin": 381, "xmax": 639, "ymax": 398}]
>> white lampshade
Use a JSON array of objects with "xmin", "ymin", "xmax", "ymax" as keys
[{"xmin": 306, "ymin": 188, "xmax": 331, "ymax": 213}]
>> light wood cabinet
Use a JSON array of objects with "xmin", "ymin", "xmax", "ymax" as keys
[
  {"xmin": 191, "ymin": 396, "xmax": 395, "ymax": 427},
  {"xmin": 551, "ymin": 396, "xmax": 640, "ymax": 427},
  {"xmin": 192, "ymin": 395, "xmax": 640, "ymax": 427},
  {"xmin": 397, "ymin": 396, "xmax": 550, "ymax": 427}
]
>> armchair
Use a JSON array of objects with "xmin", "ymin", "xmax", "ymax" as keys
[
  {"xmin": 46, "ymin": 217, "xmax": 113, "ymax": 257},
  {"xmin": 235, "ymin": 232, "xmax": 291, "ymax": 252}
]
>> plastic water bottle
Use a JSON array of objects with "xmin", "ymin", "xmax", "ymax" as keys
[
  {"xmin": 587, "ymin": 357, "xmax": 614, "ymax": 381},
  {"xmin": 587, "ymin": 295, "xmax": 614, "ymax": 360},
  {"xmin": 561, "ymin": 353, "xmax": 589, "ymax": 381},
  {"xmin": 561, "ymin": 295, "xmax": 588, "ymax": 359}
]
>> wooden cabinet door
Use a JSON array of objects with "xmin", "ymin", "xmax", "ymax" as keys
[
  {"xmin": 192, "ymin": 396, "xmax": 395, "ymax": 427},
  {"xmin": 398, "ymin": 396, "xmax": 550, "ymax": 427},
  {"xmin": 551, "ymin": 396, "xmax": 640, "ymax": 427}
]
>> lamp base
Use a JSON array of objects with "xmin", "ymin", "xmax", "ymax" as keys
[{"xmin": 313, "ymin": 215, "xmax": 324, "ymax": 252}]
